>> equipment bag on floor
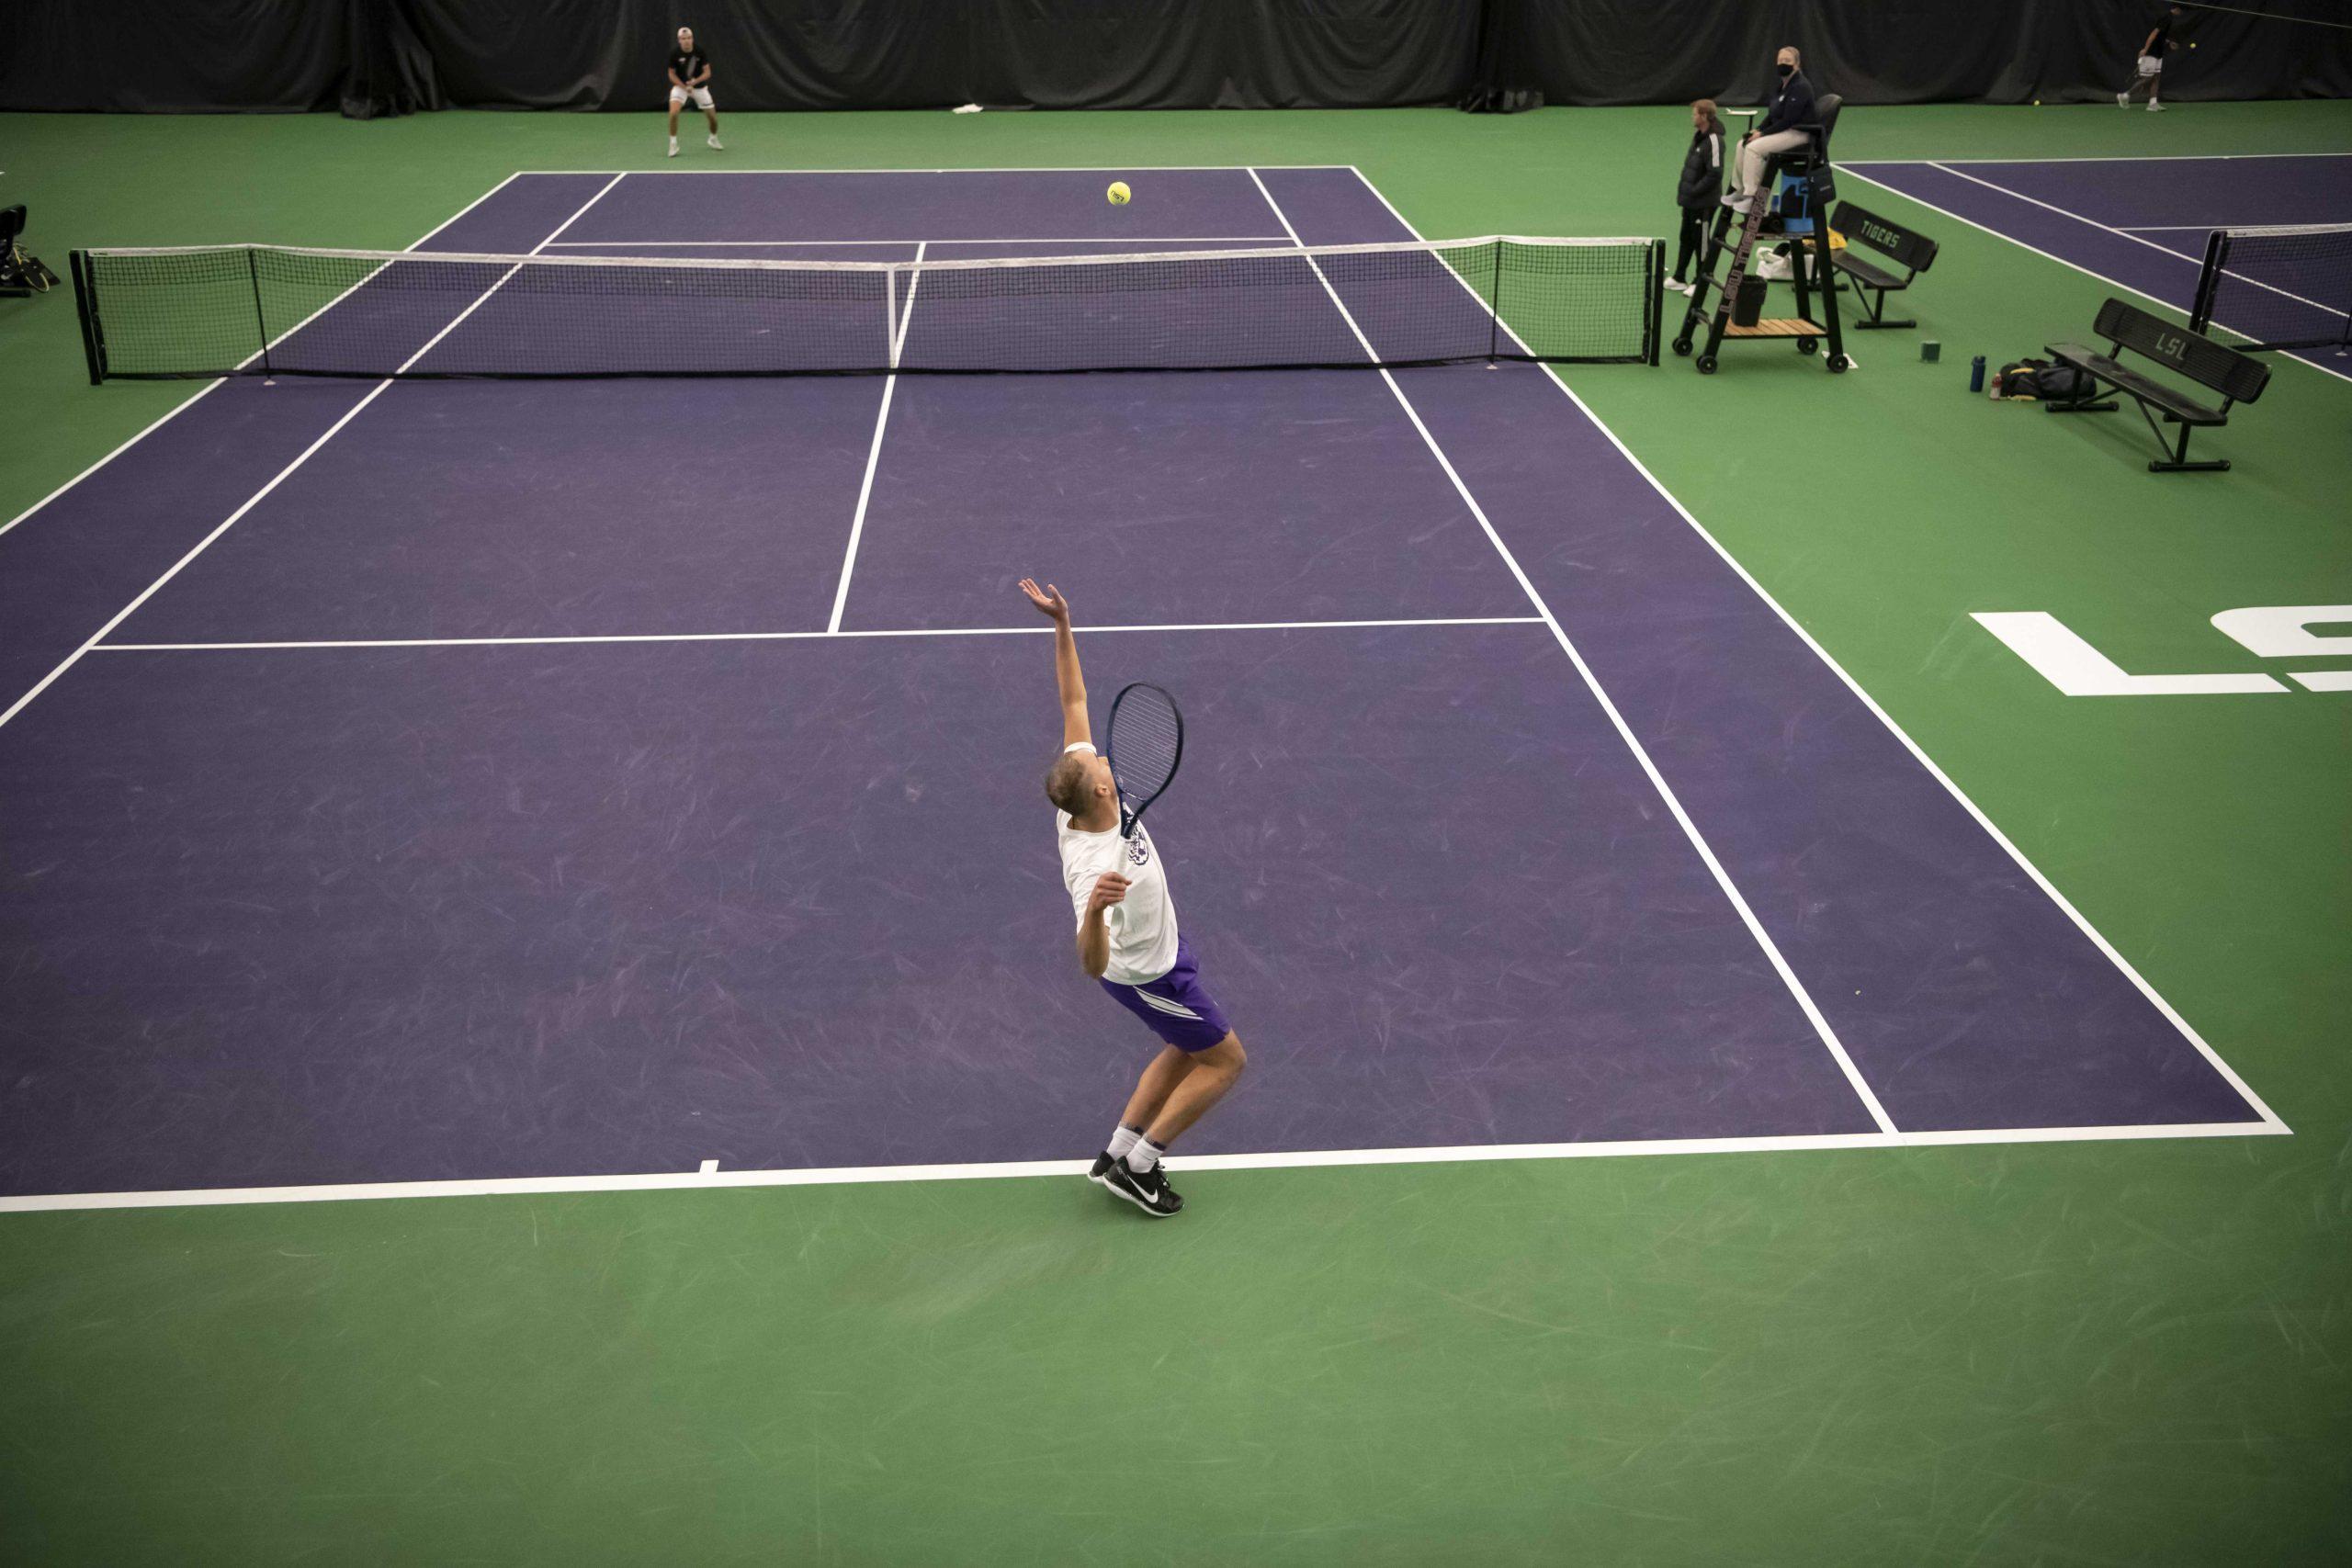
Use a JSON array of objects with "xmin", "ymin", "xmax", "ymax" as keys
[{"xmin": 1994, "ymin": 357, "xmax": 2095, "ymax": 400}]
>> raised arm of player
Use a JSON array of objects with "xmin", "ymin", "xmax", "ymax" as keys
[{"xmin": 1018, "ymin": 578, "xmax": 1091, "ymax": 750}]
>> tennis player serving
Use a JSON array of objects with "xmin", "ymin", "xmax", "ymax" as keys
[{"xmin": 1019, "ymin": 579, "xmax": 1247, "ymax": 1218}]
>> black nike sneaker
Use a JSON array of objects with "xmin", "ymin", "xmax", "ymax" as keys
[
  {"xmin": 1088, "ymin": 1149, "xmax": 1118, "ymax": 1187},
  {"xmin": 1101, "ymin": 1159, "xmax": 1184, "ymax": 1217}
]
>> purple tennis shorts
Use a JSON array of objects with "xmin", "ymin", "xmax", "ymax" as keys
[{"xmin": 1100, "ymin": 937, "xmax": 1233, "ymax": 1052}]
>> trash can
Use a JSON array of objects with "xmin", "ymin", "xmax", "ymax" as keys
[{"xmin": 1734, "ymin": 275, "xmax": 1769, "ymax": 327}]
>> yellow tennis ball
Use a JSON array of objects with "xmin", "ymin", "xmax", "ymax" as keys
[{"xmin": 1107, "ymin": 181, "xmax": 1132, "ymax": 206}]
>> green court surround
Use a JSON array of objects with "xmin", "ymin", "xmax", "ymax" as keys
[{"xmin": 2, "ymin": 103, "xmax": 2347, "ymax": 1565}]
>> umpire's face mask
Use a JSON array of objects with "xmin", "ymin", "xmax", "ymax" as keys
[{"xmin": 1778, "ymin": 62, "xmax": 1794, "ymax": 78}]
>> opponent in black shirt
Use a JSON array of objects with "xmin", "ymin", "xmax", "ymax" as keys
[
  {"xmin": 667, "ymin": 27, "xmax": 723, "ymax": 156},
  {"xmin": 2120, "ymin": 6, "xmax": 2182, "ymax": 111}
]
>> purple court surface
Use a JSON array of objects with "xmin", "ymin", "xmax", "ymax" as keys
[
  {"xmin": 0, "ymin": 166, "xmax": 2280, "ymax": 1206},
  {"xmin": 1844, "ymin": 153, "xmax": 2352, "ymax": 382}
]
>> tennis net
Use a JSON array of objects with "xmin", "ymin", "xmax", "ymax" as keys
[
  {"xmin": 69, "ymin": 236, "xmax": 1664, "ymax": 384},
  {"xmin": 2187, "ymin": 222, "xmax": 2352, "ymax": 354}
]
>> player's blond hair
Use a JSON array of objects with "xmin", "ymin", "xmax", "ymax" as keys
[{"xmin": 1045, "ymin": 752, "xmax": 1094, "ymax": 814}]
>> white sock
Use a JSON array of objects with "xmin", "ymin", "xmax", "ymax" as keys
[
  {"xmin": 1125, "ymin": 1137, "xmax": 1165, "ymax": 1174},
  {"xmin": 1108, "ymin": 1124, "xmax": 1142, "ymax": 1159},
  {"xmin": 669, "ymin": 136, "xmax": 679, "ymax": 150}
]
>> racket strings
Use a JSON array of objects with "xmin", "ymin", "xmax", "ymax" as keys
[{"xmin": 1108, "ymin": 688, "xmax": 1182, "ymax": 805}]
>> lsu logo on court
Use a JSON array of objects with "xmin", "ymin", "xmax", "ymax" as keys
[{"xmin": 1974, "ymin": 604, "xmax": 2351, "ymax": 695}]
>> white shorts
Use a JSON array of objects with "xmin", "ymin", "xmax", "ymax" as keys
[
  {"xmin": 670, "ymin": 85, "xmax": 715, "ymax": 109},
  {"xmin": 2135, "ymin": 54, "xmax": 2163, "ymax": 77}
]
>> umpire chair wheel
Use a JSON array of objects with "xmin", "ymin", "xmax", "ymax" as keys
[
  {"xmin": 1827, "ymin": 353, "xmax": 1849, "ymax": 373},
  {"xmin": 1696, "ymin": 354, "xmax": 1718, "ymax": 375},
  {"xmin": 1672, "ymin": 335, "xmax": 1693, "ymax": 357},
  {"xmin": 1797, "ymin": 335, "xmax": 1818, "ymax": 355}
]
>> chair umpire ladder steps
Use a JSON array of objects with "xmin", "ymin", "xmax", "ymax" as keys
[{"xmin": 1673, "ymin": 94, "xmax": 1847, "ymax": 375}]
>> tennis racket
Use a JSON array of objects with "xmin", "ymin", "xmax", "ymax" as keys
[{"xmin": 1105, "ymin": 682, "xmax": 1184, "ymax": 840}]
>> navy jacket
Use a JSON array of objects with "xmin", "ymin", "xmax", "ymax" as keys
[
  {"xmin": 1757, "ymin": 69, "xmax": 1816, "ymax": 137},
  {"xmin": 1677, "ymin": 121, "xmax": 1725, "ymax": 209}
]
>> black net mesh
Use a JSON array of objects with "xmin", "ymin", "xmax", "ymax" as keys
[
  {"xmin": 2188, "ymin": 223, "xmax": 2352, "ymax": 353},
  {"xmin": 73, "ymin": 237, "xmax": 1661, "ymax": 382}
]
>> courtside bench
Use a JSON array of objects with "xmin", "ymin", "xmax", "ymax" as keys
[
  {"xmin": 1826, "ymin": 201, "xmax": 1935, "ymax": 329},
  {"xmin": 2044, "ymin": 299, "xmax": 2269, "ymax": 473}
]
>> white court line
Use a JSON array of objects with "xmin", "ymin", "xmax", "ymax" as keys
[
  {"xmin": 1248, "ymin": 168, "xmax": 1900, "ymax": 1137},
  {"xmin": 0, "ymin": 173, "xmax": 527, "ymax": 546},
  {"xmin": 514, "ymin": 164, "xmax": 1351, "ymax": 175},
  {"xmin": 825, "ymin": 242, "xmax": 925, "ymax": 635},
  {"xmin": 94, "ymin": 616, "xmax": 1547, "ymax": 654},
  {"xmin": 542, "ymin": 237, "xmax": 1295, "ymax": 248},
  {"xmin": 0, "ymin": 1118, "xmax": 2285, "ymax": 1214},
  {"xmin": 1835, "ymin": 164, "xmax": 2352, "ymax": 389},
  {"xmin": 2117, "ymin": 222, "xmax": 2330, "ymax": 232},
  {"xmin": 1928, "ymin": 162, "xmax": 2350, "ymax": 329},
  {"xmin": 0, "ymin": 175, "xmax": 627, "ymax": 739},
  {"xmin": 1348, "ymin": 164, "xmax": 2288, "ymax": 1136},
  {"xmin": 1851, "ymin": 153, "xmax": 2352, "ymax": 165},
  {"xmin": 890, "ymin": 243, "xmax": 928, "ymax": 364}
]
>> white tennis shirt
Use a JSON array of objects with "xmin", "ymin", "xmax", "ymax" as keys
[{"xmin": 1057, "ymin": 807, "xmax": 1180, "ymax": 986}]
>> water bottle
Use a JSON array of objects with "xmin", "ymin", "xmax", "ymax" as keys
[{"xmin": 1970, "ymin": 354, "xmax": 1985, "ymax": 394}]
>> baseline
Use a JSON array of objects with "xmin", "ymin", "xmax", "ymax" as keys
[{"xmin": 0, "ymin": 1120, "xmax": 2286, "ymax": 1216}]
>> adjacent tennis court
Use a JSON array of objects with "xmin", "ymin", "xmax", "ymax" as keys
[
  {"xmin": 1, "ymin": 165, "xmax": 2279, "ymax": 1210},
  {"xmin": 1844, "ymin": 152, "xmax": 2352, "ymax": 379}
]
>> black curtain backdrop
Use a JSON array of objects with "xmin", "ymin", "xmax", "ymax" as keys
[
  {"xmin": 1498, "ymin": 0, "xmax": 2352, "ymax": 107},
  {"xmin": 4, "ymin": 0, "xmax": 2346, "ymax": 115},
  {"xmin": 2, "ymin": 1, "xmax": 349, "ymax": 113},
  {"xmin": 390, "ymin": 0, "xmax": 1476, "ymax": 112}
]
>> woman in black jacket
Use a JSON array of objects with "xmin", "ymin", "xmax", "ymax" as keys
[{"xmin": 1669, "ymin": 99, "xmax": 1725, "ymax": 294}]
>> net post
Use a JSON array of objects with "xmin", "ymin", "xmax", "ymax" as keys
[
  {"xmin": 69, "ymin": 251, "xmax": 106, "ymax": 386},
  {"xmin": 1487, "ymin": 240, "xmax": 1503, "ymax": 364},
  {"xmin": 1646, "ymin": 239, "xmax": 1665, "ymax": 366},
  {"xmin": 244, "ymin": 246, "xmax": 272, "ymax": 376},
  {"xmin": 2189, "ymin": 229, "xmax": 2225, "ymax": 336}
]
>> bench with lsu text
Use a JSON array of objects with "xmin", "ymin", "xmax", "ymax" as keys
[{"xmin": 2044, "ymin": 299, "xmax": 2269, "ymax": 474}]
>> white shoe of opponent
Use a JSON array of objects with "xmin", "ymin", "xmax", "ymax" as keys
[
  {"xmin": 707, "ymin": 134, "xmax": 724, "ymax": 149},
  {"xmin": 667, "ymin": 138, "xmax": 679, "ymax": 157},
  {"xmin": 2147, "ymin": 102, "xmax": 2165, "ymax": 113}
]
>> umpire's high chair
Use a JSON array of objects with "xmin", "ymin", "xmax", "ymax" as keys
[{"xmin": 1673, "ymin": 95, "xmax": 1847, "ymax": 375}]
